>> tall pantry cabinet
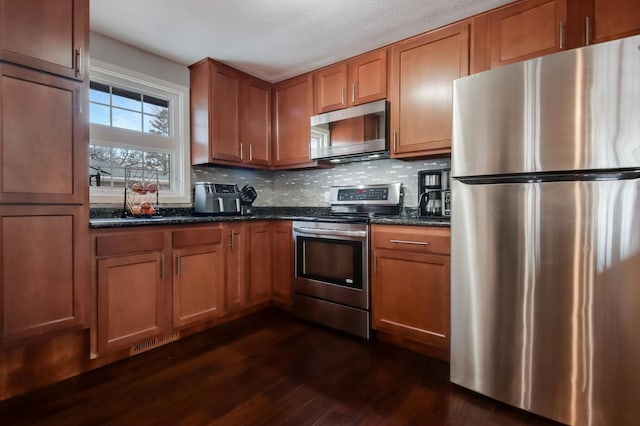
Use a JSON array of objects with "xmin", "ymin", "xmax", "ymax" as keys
[{"xmin": 0, "ymin": 0, "xmax": 89, "ymax": 343}]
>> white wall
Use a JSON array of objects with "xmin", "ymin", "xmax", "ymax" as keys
[{"xmin": 90, "ymin": 32, "xmax": 190, "ymax": 87}]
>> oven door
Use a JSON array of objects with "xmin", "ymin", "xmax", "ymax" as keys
[{"xmin": 292, "ymin": 221, "xmax": 369, "ymax": 310}]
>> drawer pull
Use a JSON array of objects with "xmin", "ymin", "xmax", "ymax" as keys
[{"xmin": 389, "ymin": 239, "xmax": 429, "ymax": 246}]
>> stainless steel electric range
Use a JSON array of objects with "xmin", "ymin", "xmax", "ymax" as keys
[{"xmin": 292, "ymin": 183, "xmax": 402, "ymax": 339}]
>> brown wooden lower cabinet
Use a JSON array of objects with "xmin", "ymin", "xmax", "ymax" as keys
[
  {"xmin": 271, "ymin": 221, "xmax": 293, "ymax": 309},
  {"xmin": 172, "ymin": 227, "xmax": 224, "ymax": 328},
  {"xmin": 248, "ymin": 221, "xmax": 272, "ymax": 305},
  {"xmin": 90, "ymin": 221, "xmax": 295, "ymax": 357},
  {"xmin": 94, "ymin": 229, "xmax": 168, "ymax": 355},
  {"xmin": 0, "ymin": 205, "xmax": 88, "ymax": 343},
  {"xmin": 371, "ymin": 225, "xmax": 451, "ymax": 361},
  {"xmin": 97, "ymin": 251, "xmax": 166, "ymax": 354},
  {"xmin": 224, "ymin": 222, "xmax": 247, "ymax": 312}
]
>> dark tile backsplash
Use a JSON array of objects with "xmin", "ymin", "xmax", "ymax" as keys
[{"xmin": 192, "ymin": 157, "xmax": 450, "ymax": 208}]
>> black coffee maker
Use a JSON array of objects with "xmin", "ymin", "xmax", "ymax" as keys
[{"xmin": 418, "ymin": 169, "xmax": 450, "ymax": 217}]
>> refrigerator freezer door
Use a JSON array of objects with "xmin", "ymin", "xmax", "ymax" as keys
[
  {"xmin": 451, "ymin": 35, "xmax": 640, "ymax": 178},
  {"xmin": 450, "ymin": 178, "xmax": 640, "ymax": 425}
]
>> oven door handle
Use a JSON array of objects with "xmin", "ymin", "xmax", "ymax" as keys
[{"xmin": 293, "ymin": 226, "xmax": 367, "ymax": 238}]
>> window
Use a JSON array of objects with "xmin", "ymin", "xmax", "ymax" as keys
[
  {"xmin": 90, "ymin": 82, "xmax": 170, "ymax": 136},
  {"xmin": 89, "ymin": 59, "xmax": 189, "ymax": 203}
]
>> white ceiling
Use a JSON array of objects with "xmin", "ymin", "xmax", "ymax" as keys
[{"xmin": 90, "ymin": 0, "xmax": 515, "ymax": 83}]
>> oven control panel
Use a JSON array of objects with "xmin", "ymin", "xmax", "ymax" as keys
[
  {"xmin": 337, "ymin": 187, "xmax": 389, "ymax": 201},
  {"xmin": 329, "ymin": 183, "xmax": 402, "ymax": 206}
]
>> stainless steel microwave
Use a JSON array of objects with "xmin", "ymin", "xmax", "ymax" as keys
[{"xmin": 310, "ymin": 100, "xmax": 389, "ymax": 162}]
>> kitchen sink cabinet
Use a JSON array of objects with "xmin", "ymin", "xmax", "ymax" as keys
[
  {"xmin": 484, "ymin": 0, "xmax": 567, "ymax": 69},
  {"xmin": 271, "ymin": 221, "xmax": 293, "ymax": 309},
  {"xmin": 248, "ymin": 222, "xmax": 272, "ymax": 305},
  {"xmin": 314, "ymin": 49, "xmax": 387, "ymax": 114},
  {"xmin": 0, "ymin": 62, "xmax": 87, "ymax": 205},
  {"xmin": 390, "ymin": 21, "xmax": 470, "ymax": 159},
  {"xmin": 190, "ymin": 58, "xmax": 271, "ymax": 168},
  {"xmin": 92, "ymin": 225, "xmax": 230, "ymax": 356},
  {"xmin": 0, "ymin": 0, "xmax": 88, "ymax": 81},
  {"xmin": 172, "ymin": 227, "xmax": 225, "ymax": 328},
  {"xmin": 0, "ymin": 205, "xmax": 88, "ymax": 343},
  {"xmin": 371, "ymin": 225, "xmax": 451, "ymax": 361},
  {"xmin": 94, "ymin": 231, "xmax": 168, "ymax": 355},
  {"xmin": 272, "ymin": 74, "xmax": 317, "ymax": 168},
  {"xmin": 224, "ymin": 222, "xmax": 248, "ymax": 312}
]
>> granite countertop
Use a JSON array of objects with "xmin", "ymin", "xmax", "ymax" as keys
[{"xmin": 89, "ymin": 207, "xmax": 450, "ymax": 229}]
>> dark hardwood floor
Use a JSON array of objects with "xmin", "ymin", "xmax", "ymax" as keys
[{"xmin": 0, "ymin": 309, "xmax": 559, "ymax": 425}]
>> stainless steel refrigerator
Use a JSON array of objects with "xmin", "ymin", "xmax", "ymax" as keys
[{"xmin": 450, "ymin": 35, "xmax": 640, "ymax": 426}]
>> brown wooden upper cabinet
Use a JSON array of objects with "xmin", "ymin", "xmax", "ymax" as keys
[
  {"xmin": 0, "ymin": 0, "xmax": 88, "ymax": 81},
  {"xmin": 485, "ymin": 0, "xmax": 567, "ymax": 69},
  {"xmin": 568, "ymin": 0, "xmax": 640, "ymax": 47},
  {"xmin": 0, "ymin": 63, "xmax": 87, "ymax": 205},
  {"xmin": 390, "ymin": 22, "xmax": 470, "ymax": 158},
  {"xmin": 314, "ymin": 49, "xmax": 387, "ymax": 114},
  {"xmin": 272, "ymin": 74, "xmax": 316, "ymax": 168},
  {"xmin": 190, "ymin": 58, "xmax": 271, "ymax": 168}
]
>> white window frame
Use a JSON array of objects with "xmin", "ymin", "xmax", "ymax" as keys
[{"xmin": 89, "ymin": 59, "xmax": 190, "ymax": 204}]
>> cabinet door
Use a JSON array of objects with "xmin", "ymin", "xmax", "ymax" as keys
[
  {"xmin": 0, "ymin": 63, "xmax": 87, "ymax": 204},
  {"xmin": 0, "ymin": 0, "xmax": 88, "ymax": 81},
  {"xmin": 487, "ymin": 0, "xmax": 567, "ymax": 69},
  {"xmin": 224, "ymin": 223, "xmax": 247, "ymax": 312},
  {"xmin": 349, "ymin": 49, "xmax": 387, "ymax": 106},
  {"xmin": 173, "ymin": 245, "xmax": 224, "ymax": 328},
  {"xmin": 211, "ymin": 63, "xmax": 243, "ymax": 163},
  {"xmin": 0, "ymin": 205, "xmax": 88, "ymax": 343},
  {"xmin": 244, "ymin": 77, "xmax": 271, "ymax": 166},
  {"xmin": 97, "ymin": 251, "xmax": 165, "ymax": 354},
  {"xmin": 314, "ymin": 63, "xmax": 347, "ymax": 113},
  {"xmin": 372, "ymin": 249, "xmax": 450, "ymax": 351},
  {"xmin": 248, "ymin": 222, "xmax": 272, "ymax": 305},
  {"xmin": 271, "ymin": 221, "xmax": 293, "ymax": 308},
  {"xmin": 591, "ymin": 0, "xmax": 640, "ymax": 44},
  {"xmin": 390, "ymin": 22, "xmax": 469, "ymax": 158},
  {"xmin": 272, "ymin": 74, "xmax": 315, "ymax": 167}
]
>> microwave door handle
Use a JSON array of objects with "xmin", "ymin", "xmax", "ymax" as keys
[
  {"xmin": 293, "ymin": 226, "xmax": 367, "ymax": 238},
  {"xmin": 236, "ymin": 198, "xmax": 240, "ymax": 212},
  {"xmin": 218, "ymin": 198, "xmax": 224, "ymax": 212}
]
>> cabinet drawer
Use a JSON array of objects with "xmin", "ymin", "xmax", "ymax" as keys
[
  {"xmin": 96, "ymin": 232, "xmax": 165, "ymax": 257},
  {"xmin": 372, "ymin": 225, "xmax": 450, "ymax": 255},
  {"xmin": 173, "ymin": 227, "xmax": 222, "ymax": 248}
]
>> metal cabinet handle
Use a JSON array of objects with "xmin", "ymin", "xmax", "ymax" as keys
[
  {"xmin": 389, "ymin": 239, "xmax": 429, "ymax": 246},
  {"xmin": 75, "ymin": 88, "xmax": 82, "ymax": 115},
  {"xmin": 341, "ymin": 87, "xmax": 345, "ymax": 106},
  {"xmin": 239, "ymin": 142, "xmax": 244, "ymax": 160},
  {"xmin": 160, "ymin": 253, "xmax": 165, "ymax": 278},
  {"xmin": 374, "ymin": 253, "xmax": 378, "ymax": 273},
  {"xmin": 559, "ymin": 21, "xmax": 564, "ymax": 49},
  {"xmin": 585, "ymin": 17, "xmax": 590, "ymax": 46},
  {"xmin": 352, "ymin": 83, "xmax": 356, "ymax": 103},
  {"xmin": 393, "ymin": 131, "xmax": 398, "ymax": 152},
  {"xmin": 176, "ymin": 253, "xmax": 181, "ymax": 276},
  {"xmin": 249, "ymin": 145, "xmax": 253, "ymax": 162},
  {"xmin": 75, "ymin": 48, "xmax": 82, "ymax": 77}
]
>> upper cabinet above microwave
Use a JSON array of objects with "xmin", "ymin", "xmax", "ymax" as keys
[{"xmin": 314, "ymin": 49, "xmax": 387, "ymax": 114}]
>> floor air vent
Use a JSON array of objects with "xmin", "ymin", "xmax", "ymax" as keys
[{"xmin": 130, "ymin": 331, "xmax": 180, "ymax": 355}]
